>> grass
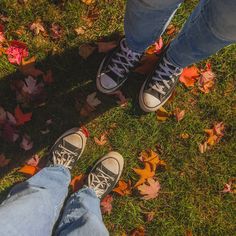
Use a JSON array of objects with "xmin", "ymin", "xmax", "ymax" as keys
[{"xmin": 0, "ymin": 0, "xmax": 236, "ymax": 235}]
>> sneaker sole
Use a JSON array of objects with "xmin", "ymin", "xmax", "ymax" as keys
[
  {"xmin": 138, "ymin": 81, "xmax": 173, "ymax": 113},
  {"xmin": 49, "ymin": 127, "xmax": 87, "ymax": 159}
]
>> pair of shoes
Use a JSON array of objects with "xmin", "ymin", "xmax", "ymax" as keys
[
  {"xmin": 96, "ymin": 38, "xmax": 183, "ymax": 112},
  {"xmin": 48, "ymin": 128, "xmax": 123, "ymax": 199}
]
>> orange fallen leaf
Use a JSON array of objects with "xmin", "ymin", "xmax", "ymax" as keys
[
  {"xmin": 130, "ymin": 226, "xmax": 145, "ymax": 236},
  {"xmin": 179, "ymin": 66, "xmax": 200, "ymax": 87},
  {"xmin": 133, "ymin": 163, "xmax": 155, "ymax": 187},
  {"xmin": 174, "ymin": 107, "xmax": 185, "ymax": 122},
  {"xmin": 138, "ymin": 178, "xmax": 160, "ymax": 200},
  {"xmin": 166, "ymin": 24, "xmax": 176, "ymax": 35},
  {"xmin": 94, "ymin": 133, "xmax": 108, "ymax": 146},
  {"xmin": 180, "ymin": 133, "xmax": 190, "ymax": 139},
  {"xmin": 81, "ymin": 0, "xmax": 95, "ymax": 5},
  {"xmin": 14, "ymin": 105, "xmax": 32, "ymax": 126},
  {"xmin": 113, "ymin": 180, "xmax": 132, "ymax": 196},
  {"xmin": 18, "ymin": 165, "xmax": 40, "ymax": 176},
  {"xmin": 156, "ymin": 106, "xmax": 170, "ymax": 122},
  {"xmin": 70, "ymin": 174, "xmax": 86, "ymax": 192}
]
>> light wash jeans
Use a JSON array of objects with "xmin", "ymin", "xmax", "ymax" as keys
[
  {"xmin": 125, "ymin": 0, "xmax": 236, "ymax": 67},
  {"xmin": 0, "ymin": 166, "xmax": 109, "ymax": 236}
]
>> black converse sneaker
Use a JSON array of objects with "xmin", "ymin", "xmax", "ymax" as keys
[
  {"xmin": 85, "ymin": 151, "xmax": 124, "ymax": 199},
  {"xmin": 139, "ymin": 56, "xmax": 183, "ymax": 112},
  {"xmin": 96, "ymin": 38, "xmax": 142, "ymax": 94},
  {"xmin": 47, "ymin": 127, "xmax": 88, "ymax": 170}
]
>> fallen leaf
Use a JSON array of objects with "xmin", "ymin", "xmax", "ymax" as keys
[
  {"xmin": 50, "ymin": 23, "xmax": 63, "ymax": 40},
  {"xmin": 133, "ymin": 163, "xmax": 155, "ymax": 187},
  {"xmin": 185, "ymin": 229, "xmax": 193, "ymax": 236},
  {"xmin": 75, "ymin": 26, "xmax": 86, "ymax": 35},
  {"xmin": 97, "ymin": 41, "xmax": 118, "ymax": 53},
  {"xmin": 70, "ymin": 174, "xmax": 86, "ymax": 192},
  {"xmin": 166, "ymin": 24, "xmax": 177, "ymax": 35},
  {"xmin": 113, "ymin": 180, "xmax": 132, "ymax": 196},
  {"xmin": 29, "ymin": 20, "xmax": 46, "ymax": 35},
  {"xmin": 20, "ymin": 56, "xmax": 44, "ymax": 77},
  {"xmin": 94, "ymin": 133, "xmax": 108, "ymax": 146},
  {"xmin": 134, "ymin": 54, "xmax": 159, "ymax": 75},
  {"xmin": 18, "ymin": 165, "xmax": 39, "ymax": 176},
  {"xmin": 144, "ymin": 211, "xmax": 155, "ymax": 222},
  {"xmin": 20, "ymin": 134, "xmax": 33, "ymax": 151},
  {"xmin": 146, "ymin": 37, "xmax": 163, "ymax": 54},
  {"xmin": 179, "ymin": 66, "xmax": 200, "ymax": 87},
  {"xmin": 22, "ymin": 76, "xmax": 44, "ymax": 95},
  {"xmin": 14, "ymin": 105, "xmax": 32, "ymax": 125},
  {"xmin": 198, "ymin": 141, "xmax": 208, "ymax": 154},
  {"xmin": 0, "ymin": 154, "xmax": 10, "ymax": 167},
  {"xmin": 156, "ymin": 106, "xmax": 170, "ymax": 122},
  {"xmin": 100, "ymin": 194, "xmax": 113, "ymax": 215},
  {"xmin": 138, "ymin": 178, "xmax": 160, "ymax": 200},
  {"xmin": 79, "ymin": 44, "xmax": 96, "ymax": 59},
  {"xmin": 180, "ymin": 133, "xmax": 190, "ymax": 139},
  {"xmin": 174, "ymin": 107, "xmax": 185, "ymax": 122},
  {"xmin": 43, "ymin": 70, "xmax": 54, "ymax": 84},
  {"xmin": 198, "ymin": 63, "xmax": 215, "ymax": 93},
  {"xmin": 130, "ymin": 226, "xmax": 145, "ymax": 236},
  {"xmin": 26, "ymin": 154, "xmax": 40, "ymax": 166},
  {"xmin": 81, "ymin": 0, "xmax": 95, "ymax": 5}
]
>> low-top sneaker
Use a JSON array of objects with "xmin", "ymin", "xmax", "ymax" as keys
[
  {"xmin": 139, "ymin": 56, "xmax": 182, "ymax": 112},
  {"xmin": 47, "ymin": 127, "xmax": 88, "ymax": 170},
  {"xmin": 85, "ymin": 151, "xmax": 124, "ymax": 199},
  {"xmin": 96, "ymin": 38, "xmax": 142, "ymax": 94}
]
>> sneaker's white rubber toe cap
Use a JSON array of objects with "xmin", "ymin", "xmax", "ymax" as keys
[{"xmin": 100, "ymin": 73, "xmax": 118, "ymax": 90}]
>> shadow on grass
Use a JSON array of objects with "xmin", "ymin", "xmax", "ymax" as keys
[{"xmin": 0, "ymin": 36, "xmax": 149, "ymax": 180}]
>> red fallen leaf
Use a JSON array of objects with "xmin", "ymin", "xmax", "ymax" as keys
[
  {"xmin": 97, "ymin": 41, "xmax": 118, "ymax": 53},
  {"xmin": 2, "ymin": 123, "xmax": 19, "ymax": 143},
  {"xmin": 130, "ymin": 226, "xmax": 145, "ymax": 236},
  {"xmin": 179, "ymin": 66, "xmax": 200, "ymax": 87},
  {"xmin": 174, "ymin": 107, "xmax": 185, "ymax": 122},
  {"xmin": 14, "ymin": 105, "xmax": 32, "ymax": 125},
  {"xmin": 94, "ymin": 132, "xmax": 108, "ymax": 146},
  {"xmin": 134, "ymin": 54, "xmax": 159, "ymax": 75},
  {"xmin": 18, "ymin": 165, "xmax": 40, "ymax": 176},
  {"xmin": 50, "ymin": 23, "xmax": 63, "ymax": 40},
  {"xmin": 43, "ymin": 70, "xmax": 54, "ymax": 84},
  {"xmin": 20, "ymin": 57, "xmax": 44, "ymax": 77},
  {"xmin": 0, "ymin": 154, "xmax": 10, "ymax": 167},
  {"xmin": 70, "ymin": 174, "xmax": 86, "ymax": 192},
  {"xmin": 20, "ymin": 134, "xmax": 33, "ymax": 151},
  {"xmin": 222, "ymin": 178, "xmax": 236, "ymax": 193},
  {"xmin": 100, "ymin": 194, "xmax": 113, "ymax": 215},
  {"xmin": 6, "ymin": 40, "xmax": 29, "ymax": 65},
  {"xmin": 26, "ymin": 154, "xmax": 40, "ymax": 166},
  {"xmin": 113, "ymin": 180, "xmax": 132, "ymax": 196},
  {"xmin": 137, "ymin": 178, "xmax": 161, "ymax": 200}
]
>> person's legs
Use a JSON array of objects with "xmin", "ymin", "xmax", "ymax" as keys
[
  {"xmin": 124, "ymin": 0, "xmax": 183, "ymax": 53},
  {"xmin": 96, "ymin": 0, "xmax": 183, "ymax": 94},
  {"xmin": 139, "ymin": 0, "xmax": 236, "ymax": 112},
  {"xmin": 0, "ymin": 128, "xmax": 88, "ymax": 236},
  {"xmin": 56, "ymin": 151, "xmax": 124, "ymax": 236},
  {"xmin": 166, "ymin": 0, "xmax": 236, "ymax": 68}
]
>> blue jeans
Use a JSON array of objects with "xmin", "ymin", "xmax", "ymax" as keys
[
  {"xmin": 125, "ymin": 0, "xmax": 236, "ymax": 67},
  {"xmin": 0, "ymin": 166, "xmax": 109, "ymax": 236}
]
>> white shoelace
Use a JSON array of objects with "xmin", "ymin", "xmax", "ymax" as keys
[
  {"xmin": 108, "ymin": 39, "xmax": 141, "ymax": 78},
  {"xmin": 150, "ymin": 57, "xmax": 182, "ymax": 95},
  {"xmin": 53, "ymin": 144, "xmax": 77, "ymax": 169},
  {"xmin": 89, "ymin": 168, "xmax": 114, "ymax": 198}
]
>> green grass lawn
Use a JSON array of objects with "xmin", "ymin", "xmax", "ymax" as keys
[{"xmin": 0, "ymin": 0, "xmax": 236, "ymax": 235}]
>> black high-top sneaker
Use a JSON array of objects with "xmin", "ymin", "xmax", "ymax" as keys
[
  {"xmin": 84, "ymin": 151, "xmax": 124, "ymax": 199},
  {"xmin": 47, "ymin": 127, "xmax": 88, "ymax": 170},
  {"xmin": 96, "ymin": 38, "xmax": 142, "ymax": 94},
  {"xmin": 139, "ymin": 56, "xmax": 183, "ymax": 112}
]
